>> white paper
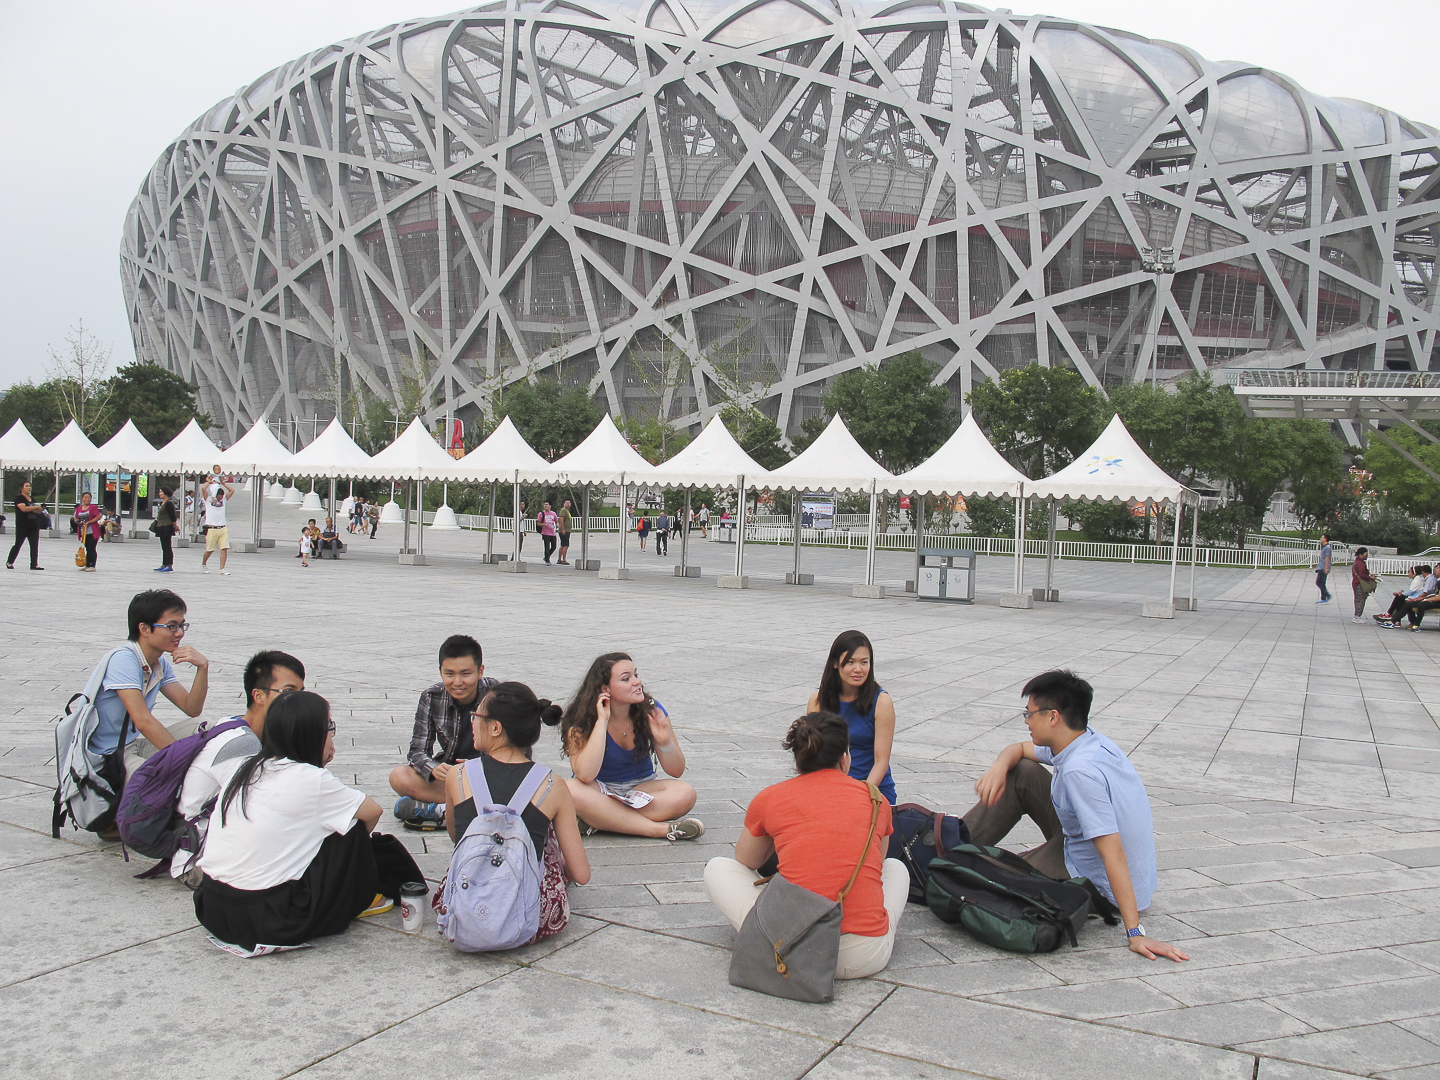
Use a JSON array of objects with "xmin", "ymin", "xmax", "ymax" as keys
[
  {"xmin": 597, "ymin": 781, "xmax": 654, "ymax": 809},
  {"xmin": 206, "ymin": 936, "xmax": 313, "ymax": 959}
]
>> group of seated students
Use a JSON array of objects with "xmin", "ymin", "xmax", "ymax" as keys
[
  {"xmin": 92, "ymin": 590, "xmax": 1188, "ymax": 969},
  {"xmin": 1375, "ymin": 564, "xmax": 1440, "ymax": 630}
]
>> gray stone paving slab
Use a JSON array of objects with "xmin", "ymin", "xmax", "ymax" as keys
[{"xmin": 4, "ymin": 493, "xmax": 1440, "ymax": 1077}]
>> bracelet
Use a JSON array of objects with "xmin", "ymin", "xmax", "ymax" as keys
[{"xmin": 1126, "ymin": 924, "xmax": 1146, "ymax": 939}]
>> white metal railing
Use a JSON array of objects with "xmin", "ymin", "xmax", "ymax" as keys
[
  {"xmin": 1225, "ymin": 369, "xmax": 1440, "ymax": 390},
  {"xmin": 422, "ymin": 512, "xmax": 625, "ymax": 531}
]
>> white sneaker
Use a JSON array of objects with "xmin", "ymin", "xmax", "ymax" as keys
[
  {"xmin": 1352, "ymin": 617, "xmax": 1366, "ymax": 623},
  {"xmin": 219, "ymin": 568, "xmax": 232, "ymax": 576},
  {"xmin": 201, "ymin": 567, "xmax": 210, "ymax": 574}
]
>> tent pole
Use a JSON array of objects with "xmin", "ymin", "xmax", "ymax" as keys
[
  {"xmin": 1188, "ymin": 502, "xmax": 1199, "ymax": 608},
  {"xmin": 130, "ymin": 468, "xmax": 138, "ymax": 534},
  {"xmin": 329, "ymin": 478, "xmax": 337, "ymax": 523},
  {"xmin": 513, "ymin": 474, "xmax": 521, "ymax": 561},
  {"xmin": 734, "ymin": 474, "xmax": 747, "ymax": 578},
  {"xmin": 618, "ymin": 477, "xmax": 628, "ymax": 570},
  {"xmin": 582, "ymin": 484, "xmax": 591, "ymax": 568},
  {"xmin": 864, "ymin": 481, "xmax": 879, "ymax": 587},
  {"xmin": 1012, "ymin": 495, "xmax": 1025, "ymax": 594},
  {"xmin": 253, "ymin": 470, "xmax": 262, "ymax": 546},
  {"xmin": 679, "ymin": 485, "xmax": 691, "ymax": 575},
  {"xmin": 791, "ymin": 491, "xmax": 802, "ymax": 583},
  {"xmin": 912, "ymin": 492, "xmax": 925, "ymax": 589},
  {"xmin": 54, "ymin": 466, "xmax": 60, "ymax": 531},
  {"xmin": 402, "ymin": 480, "xmax": 412, "ymax": 555},
  {"xmin": 486, "ymin": 480, "xmax": 496, "ymax": 561},
  {"xmin": 1044, "ymin": 497, "xmax": 1057, "ymax": 599},
  {"xmin": 1168, "ymin": 500, "xmax": 1182, "ymax": 604},
  {"xmin": 417, "ymin": 478, "xmax": 425, "ymax": 560}
]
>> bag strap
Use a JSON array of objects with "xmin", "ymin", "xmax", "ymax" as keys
[
  {"xmin": 463, "ymin": 757, "xmax": 493, "ymax": 807},
  {"xmin": 507, "ymin": 763, "xmax": 551, "ymax": 813},
  {"xmin": 837, "ymin": 783, "xmax": 883, "ymax": 903}
]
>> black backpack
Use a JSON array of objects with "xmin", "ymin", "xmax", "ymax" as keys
[
  {"xmin": 926, "ymin": 844, "xmax": 1117, "ymax": 953},
  {"xmin": 887, "ymin": 802, "xmax": 969, "ymax": 903}
]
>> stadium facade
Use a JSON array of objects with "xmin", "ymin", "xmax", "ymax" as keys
[{"xmin": 120, "ymin": 1, "xmax": 1440, "ymax": 442}]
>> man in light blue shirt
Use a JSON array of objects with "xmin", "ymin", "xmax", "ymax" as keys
[
  {"xmin": 966, "ymin": 669, "xmax": 1187, "ymax": 962},
  {"xmin": 1316, "ymin": 533, "xmax": 1333, "ymax": 604}
]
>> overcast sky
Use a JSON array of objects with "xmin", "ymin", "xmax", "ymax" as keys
[{"xmin": 1, "ymin": 0, "xmax": 1436, "ymax": 389}]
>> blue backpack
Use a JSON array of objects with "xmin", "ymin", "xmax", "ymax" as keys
[
  {"xmin": 115, "ymin": 718, "xmax": 251, "ymax": 870},
  {"xmin": 438, "ymin": 759, "xmax": 550, "ymax": 952}
]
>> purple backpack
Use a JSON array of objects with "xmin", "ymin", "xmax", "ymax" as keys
[{"xmin": 116, "ymin": 719, "xmax": 250, "ymax": 870}]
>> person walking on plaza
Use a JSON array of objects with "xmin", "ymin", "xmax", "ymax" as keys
[
  {"xmin": 655, "ymin": 510, "xmax": 669, "ymax": 557},
  {"xmin": 367, "ymin": 499, "xmax": 380, "ymax": 539},
  {"xmin": 72, "ymin": 490, "xmax": 104, "ymax": 572},
  {"xmin": 6, "ymin": 479, "xmax": 45, "ymax": 570},
  {"xmin": 697, "ymin": 502, "xmax": 709, "ymax": 538},
  {"xmin": 1315, "ymin": 532, "xmax": 1332, "ymax": 604},
  {"xmin": 1352, "ymin": 546, "xmax": 1378, "ymax": 624},
  {"xmin": 517, "ymin": 499, "xmax": 528, "ymax": 553},
  {"xmin": 200, "ymin": 469, "xmax": 234, "ymax": 576},
  {"xmin": 538, "ymin": 501, "xmax": 559, "ymax": 564},
  {"xmin": 557, "ymin": 498, "xmax": 573, "ymax": 565},
  {"xmin": 153, "ymin": 486, "xmax": 178, "ymax": 573},
  {"xmin": 636, "ymin": 511, "xmax": 649, "ymax": 551}
]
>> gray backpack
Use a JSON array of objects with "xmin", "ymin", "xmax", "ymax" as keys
[
  {"xmin": 438, "ymin": 759, "xmax": 550, "ymax": 952},
  {"xmin": 52, "ymin": 648, "xmax": 130, "ymax": 838}
]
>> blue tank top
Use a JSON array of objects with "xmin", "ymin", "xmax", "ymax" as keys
[
  {"xmin": 597, "ymin": 731, "xmax": 656, "ymax": 784},
  {"xmin": 838, "ymin": 689, "xmax": 896, "ymax": 804}
]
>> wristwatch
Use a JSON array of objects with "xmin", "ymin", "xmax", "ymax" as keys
[{"xmin": 1126, "ymin": 924, "xmax": 1146, "ymax": 939}]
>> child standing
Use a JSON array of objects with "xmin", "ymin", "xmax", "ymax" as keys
[{"xmin": 298, "ymin": 528, "xmax": 311, "ymax": 568}]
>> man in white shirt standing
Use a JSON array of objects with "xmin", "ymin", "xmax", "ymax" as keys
[{"xmin": 200, "ymin": 467, "xmax": 234, "ymax": 576}]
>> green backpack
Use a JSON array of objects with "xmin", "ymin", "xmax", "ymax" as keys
[{"xmin": 925, "ymin": 844, "xmax": 1116, "ymax": 953}]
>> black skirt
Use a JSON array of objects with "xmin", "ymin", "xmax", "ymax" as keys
[{"xmin": 194, "ymin": 825, "xmax": 421, "ymax": 951}]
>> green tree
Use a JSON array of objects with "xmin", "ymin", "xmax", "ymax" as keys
[
  {"xmin": 0, "ymin": 380, "xmax": 66, "ymax": 443},
  {"xmin": 1361, "ymin": 424, "xmax": 1440, "ymax": 521},
  {"xmin": 100, "ymin": 362, "xmax": 211, "ymax": 445},
  {"xmin": 1286, "ymin": 420, "xmax": 1350, "ymax": 535},
  {"xmin": 822, "ymin": 352, "xmax": 955, "ymax": 472},
  {"xmin": 966, "ymin": 364, "xmax": 1109, "ymax": 477},
  {"xmin": 720, "ymin": 406, "xmax": 791, "ymax": 470},
  {"xmin": 1213, "ymin": 418, "xmax": 1295, "ymax": 547},
  {"xmin": 1110, "ymin": 372, "xmax": 1236, "ymax": 485},
  {"xmin": 496, "ymin": 377, "xmax": 604, "ymax": 461}
]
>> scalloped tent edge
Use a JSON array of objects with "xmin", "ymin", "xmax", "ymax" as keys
[
  {"xmin": 1027, "ymin": 415, "xmax": 1199, "ymax": 506},
  {"xmin": 883, "ymin": 412, "xmax": 1029, "ymax": 498}
]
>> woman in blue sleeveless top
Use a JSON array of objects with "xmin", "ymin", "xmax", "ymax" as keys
[
  {"xmin": 808, "ymin": 630, "xmax": 897, "ymax": 804},
  {"xmin": 560, "ymin": 652, "xmax": 705, "ymax": 841}
]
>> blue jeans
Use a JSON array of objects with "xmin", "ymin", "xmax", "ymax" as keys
[{"xmin": 1316, "ymin": 569, "xmax": 1330, "ymax": 601}]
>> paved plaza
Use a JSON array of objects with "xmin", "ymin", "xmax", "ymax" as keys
[{"xmin": 2, "ymin": 494, "xmax": 1439, "ymax": 1079}]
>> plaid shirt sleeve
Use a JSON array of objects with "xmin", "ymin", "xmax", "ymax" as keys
[{"xmin": 406, "ymin": 687, "xmax": 444, "ymax": 780}]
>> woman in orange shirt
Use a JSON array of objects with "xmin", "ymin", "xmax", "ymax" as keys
[{"xmin": 704, "ymin": 711, "xmax": 909, "ymax": 979}]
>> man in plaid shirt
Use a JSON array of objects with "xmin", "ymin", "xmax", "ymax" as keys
[{"xmin": 387, "ymin": 634, "xmax": 497, "ymax": 830}]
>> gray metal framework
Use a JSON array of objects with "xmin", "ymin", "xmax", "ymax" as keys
[{"xmin": 120, "ymin": 0, "xmax": 1440, "ymax": 442}]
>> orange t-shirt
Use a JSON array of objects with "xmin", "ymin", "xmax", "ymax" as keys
[{"xmin": 743, "ymin": 769, "xmax": 894, "ymax": 936}]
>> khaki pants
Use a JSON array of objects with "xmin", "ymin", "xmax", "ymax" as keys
[
  {"xmin": 960, "ymin": 757, "xmax": 1068, "ymax": 880},
  {"xmin": 123, "ymin": 718, "xmax": 205, "ymax": 778},
  {"xmin": 704, "ymin": 856, "xmax": 909, "ymax": 979}
]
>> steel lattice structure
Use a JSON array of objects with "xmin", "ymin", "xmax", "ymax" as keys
[{"xmin": 121, "ymin": 0, "xmax": 1440, "ymax": 442}]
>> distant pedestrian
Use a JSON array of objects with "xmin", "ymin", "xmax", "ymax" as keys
[
  {"xmin": 655, "ymin": 511, "xmax": 669, "ymax": 556},
  {"xmin": 557, "ymin": 499, "xmax": 573, "ymax": 565},
  {"xmin": 636, "ymin": 512, "xmax": 649, "ymax": 551},
  {"xmin": 1351, "ymin": 547, "xmax": 1377, "ymax": 624},
  {"xmin": 200, "ymin": 469, "xmax": 234, "ymax": 577},
  {"xmin": 6, "ymin": 480, "xmax": 45, "ymax": 571},
  {"xmin": 153, "ymin": 486, "xmax": 178, "ymax": 573},
  {"xmin": 538, "ymin": 501, "xmax": 559, "ymax": 564},
  {"xmin": 297, "ymin": 527, "xmax": 311, "ymax": 568},
  {"xmin": 367, "ymin": 500, "xmax": 380, "ymax": 539},
  {"xmin": 349, "ymin": 498, "xmax": 365, "ymax": 534},
  {"xmin": 73, "ymin": 491, "xmax": 104, "ymax": 572},
  {"xmin": 697, "ymin": 502, "xmax": 709, "ymax": 538},
  {"xmin": 1315, "ymin": 533, "xmax": 1332, "ymax": 604},
  {"xmin": 518, "ymin": 500, "xmax": 528, "ymax": 553}
]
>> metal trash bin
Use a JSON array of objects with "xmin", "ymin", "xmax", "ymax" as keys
[{"xmin": 916, "ymin": 548, "xmax": 976, "ymax": 604}]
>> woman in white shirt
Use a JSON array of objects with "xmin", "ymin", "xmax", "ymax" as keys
[{"xmin": 194, "ymin": 690, "xmax": 422, "ymax": 951}]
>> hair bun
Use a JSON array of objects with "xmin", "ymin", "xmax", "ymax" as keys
[{"xmin": 539, "ymin": 701, "xmax": 563, "ymax": 726}]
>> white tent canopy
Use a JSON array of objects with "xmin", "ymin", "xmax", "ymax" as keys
[
  {"xmin": 217, "ymin": 421, "xmax": 296, "ymax": 475},
  {"xmin": 652, "ymin": 415, "xmax": 767, "ymax": 488},
  {"xmin": 0, "ymin": 420, "xmax": 50, "ymax": 468},
  {"xmin": 440, "ymin": 416, "xmax": 550, "ymax": 483},
  {"xmin": 544, "ymin": 414, "xmax": 656, "ymax": 484},
  {"xmin": 287, "ymin": 418, "xmax": 374, "ymax": 478},
  {"xmin": 1026, "ymin": 415, "xmax": 1198, "ymax": 506},
  {"xmin": 364, "ymin": 417, "xmax": 458, "ymax": 479},
  {"xmin": 765, "ymin": 414, "xmax": 893, "ymax": 493},
  {"xmin": 41, "ymin": 421, "xmax": 111, "ymax": 471},
  {"xmin": 148, "ymin": 419, "xmax": 223, "ymax": 474},
  {"xmin": 96, "ymin": 419, "xmax": 158, "ymax": 468},
  {"xmin": 884, "ymin": 413, "xmax": 1028, "ymax": 498}
]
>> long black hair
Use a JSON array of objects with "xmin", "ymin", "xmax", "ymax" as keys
[
  {"xmin": 816, "ymin": 630, "xmax": 878, "ymax": 715},
  {"xmin": 220, "ymin": 690, "xmax": 330, "ymax": 824}
]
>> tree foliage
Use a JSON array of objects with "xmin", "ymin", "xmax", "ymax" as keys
[
  {"xmin": 820, "ymin": 352, "xmax": 955, "ymax": 472},
  {"xmin": 720, "ymin": 405, "xmax": 791, "ymax": 470},
  {"xmin": 1361, "ymin": 424, "xmax": 1440, "ymax": 521},
  {"xmin": 494, "ymin": 377, "xmax": 604, "ymax": 461},
  {"xmin": 966, "ymin": 365, "xmax": 1107, "ymax": 477},
  {"xmin": 101, "ymin": 362, "xmax": 211, "ymax": 445}
]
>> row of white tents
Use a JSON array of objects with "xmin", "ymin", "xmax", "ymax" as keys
[{"xmin": 0, "ymin": 409, "xmax": 1200, "ymax": 613}]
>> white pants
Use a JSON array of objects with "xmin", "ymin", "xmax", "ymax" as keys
[{"xmin": 704, "ymin": 856, "xmax": 909, "ymax": 979}]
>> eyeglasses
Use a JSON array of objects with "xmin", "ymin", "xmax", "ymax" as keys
[
  {"xmin": 1018, "ymin": 707, "xmax": 1052, "ymax": 722},
  {"xmin": 326, "ymin": 722, "xmax": 337, "ymax": 733},
  {"xmin": 152, "ymin": 621, "xmax": 190, "ymax": 633}
]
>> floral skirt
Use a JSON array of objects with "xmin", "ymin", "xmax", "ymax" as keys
[{"xmin": 432, "ymin": 824, "xmax": 569, "ymax": 946}]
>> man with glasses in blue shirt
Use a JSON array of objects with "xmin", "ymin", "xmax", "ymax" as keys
[
  {"xmin": 87, "ymin": 590, "xmax": 212, "ymax": 784},
  {"xmin": 963, "ymin": 669, "xmax": 1188, "ymax": 962}
]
